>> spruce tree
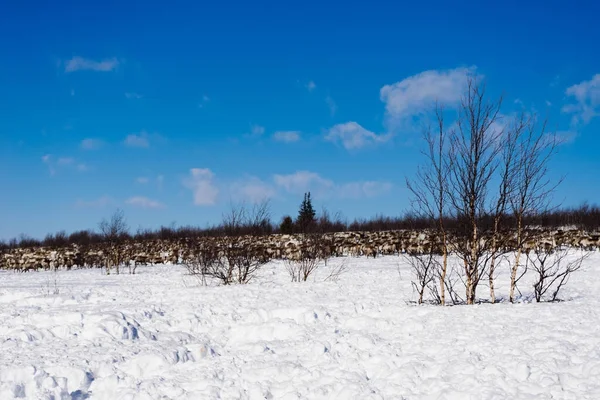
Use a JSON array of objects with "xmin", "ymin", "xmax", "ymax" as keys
[
  {"xmin": 279, "ymin": 215, "xmax": 294, "ymax": 234},
  {"xmin": 296, "ymin": 192, "xmax": 316, "ymax": 233}
]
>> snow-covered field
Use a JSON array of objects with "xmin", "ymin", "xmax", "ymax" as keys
[{"xmin": 1, "ymin": 253, "xmax": 599, "ymax": 400}]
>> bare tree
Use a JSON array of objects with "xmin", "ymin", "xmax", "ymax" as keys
[
  {"xmin": 447, "ymin": 79, "xmax": 504, "ymax": 304},
  {"xmin": 98, "ymin": 208, "xmax": 129, "ymax": 275},
  {"xmin": 323, "ymin": 258, "xmax": 348, "ymax": 282},
  {"xmin": 403, "ymin": 249, "xmax": 440, "ymax": 305},
  {"xmin": 222, "ymin": 199, "xmax": 273, "ymax": 237},
  {"xmin": 407, "ymin": 104, "xmax": 451, "ymax": 305},
  {"xmin": 487, "ymin": 114, "xmax": 523, "ymax": 302},
  {"xmin": 528, "ymin": 248, "xmax": 588, "ymax": 302},
  {"xmin": 285, "ymin": 232, "xmax": 329, "ymax": 282},
  {"xmin": 509, "ymin": 120, "xmax": 560, "ymax": 302}
]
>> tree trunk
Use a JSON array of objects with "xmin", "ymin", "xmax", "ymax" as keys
[
  {"xmin": 466, "ymin": 223, "xmax": 479, "ymax": 305},
  {"xmin": 489, "ymin": 217, "xmax": 500, "ymax": 303},
  {"xmin": 440, "ymin": 231, "xmax": 448, "ymax": 306},
  {"xmin": 509, "ymin": 216, "xmax": 523, "ymax": 303}
]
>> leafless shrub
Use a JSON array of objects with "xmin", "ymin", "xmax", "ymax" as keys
[
  {"xmin": 98, "ymin": 208, "xmax": 129, "ymax": 275},
  {"xmin": 218, "ymin": 238, "xmax": 270, "ymax": 284},
  {"xmin": 323, "ymin": 258, "xmax": 348, "ymax": 282},
  {"xmin": 184, "ymin": 239, "xmax": 271, "ymax": 286},
  {"xmin": 184, "ymin": 240, "xmax": 221, "ymax": 285},
  {"xmin": 41, "ymin": 268, "xmax": 60, "ymax": 296},
  {"xmin": 404, "ymin": 250, "xmax": 440, "ymax": 305},
  {"xmin": 527, "ymin": 248, "xmax": 588, "ymax": 302},
  {"xmin": 285, "ymin": 233, "xmax": 329, "ymax": 282},
  {"xmin": 444, "ymin": 263, "xmax": 466, "ymax": 305}
]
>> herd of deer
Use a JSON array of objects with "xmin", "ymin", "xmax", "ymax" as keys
[{"xmin": 1, "ymin": 229, "xmax": 599, "ymax": 273}]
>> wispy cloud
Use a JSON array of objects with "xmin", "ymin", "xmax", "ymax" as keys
[
  {"xmin": 229, "ymin": 176, "xmax": 277, "ymax": 203},
  {"xmin": 198, "ymin": 94, "xmax": 210, "ymax": 108},
  {"xmin": 183, "ymin": 168, "xmax": 219, "ymax": 206},
  {"xmin": 273, "ymin": 130, "xmax": 301, "ymax": 143},
  {"xmin": 306, "ymin": 81, "xmax": 316, "ymax": 92},
  {"xmin": 42, "ymin": 154, "xmax": 87, "ymax": 175},
  {"xmin": 273, "ymin": 170, "xmax": 392, "ymax": 200},
  {"xmin": 380, "ymin": 66, "xmax": 477, "ymax": 130},
  {"xmin": 157, "ymin": 174, "xmax": 164, "ymax": 190},
  {"xmin": 125, "ymin": 196, "xmax": 165, "ymax": 209},
  {"xmin": 123, "ymin": 131, "xmax": 160, "ymax": 148},
  {"xmin": 337, "ymin": 181, "xmax": 393, "ymax": 198},
  {"xmin": 75, "ymin": 195, "xmax": 114, "ymax": 209},
  {"xmin": 274, "ymin": 171, "xmax": 333, "ymax": 197},
  {"xmin": 80, "ymin": 138, "xmax": 104, "ymax": 150},
  {"xmin": 64, "ymin": 56, "xmax": 119, "ymax": 73},
  {"xmin": 325, "ymin": 95, "xmax": 337, "ymax": 116},
  {"xmin": 136, "ymin": 177, "xmax": 150, "ymax": 184},
  {"xmin": 553, "ymin": 130, "xmax": 577, "ymax": 144},
  {"xmin": 57, "ymin": 157, "xmax": 74, "ymax": 166},
  {"xmin": 562, "ymin": 74, "xmax": 600, "ymax": 126},
  {"xmin": 125, "ymin": 92, "xmax": 143, "ymax": 99},
  {"xmin": 325, "ymin": 122, "xmax": 391, "ymax": 150},
  {"xmin": 251, "ymin": 124, "xmax": 265, "ymax": 136}
]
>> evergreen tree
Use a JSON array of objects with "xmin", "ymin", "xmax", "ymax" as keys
[
  {"xmin": 279, "ymin": 215, "xmax": 294, "ymax": 234},
  {"xmin": 296, "ymin": 192, "xmax": 316, "ymax": 233}
]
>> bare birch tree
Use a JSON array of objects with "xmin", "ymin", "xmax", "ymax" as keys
[
  {"xmin": 447, "ymin": 79, "xmax": 504, "ymax": 304},
  {"xmin": 487, "ymin": 114, "xmax": 524, "ymax": 302},
  {"xmin": 528, "ymin": 248, "xmax": 588, "ymax": 302},
  {"xmin": 406, "ymin": 104, "xmax": 451, "ymax": 305},
  {"xmin": 509, "ymin": 120, "xmax": 560, "ymax": 302},
  {"xmin": 98, "ymin": 208, "xmax": 129, "ymax": 275}
]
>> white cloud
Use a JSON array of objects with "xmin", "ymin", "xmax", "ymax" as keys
[
  {"xmin": 251, "ymin": 124, "xmax": 265, "ymax": 136},
  {"xmin": 124, "ymin": 131, "xmax": 150, "ymax": 148},
  {"xmin": 306, "ymin": 81, "xmax": 316, "ymax": 92},
  {"xmin": 198, "ymin": 95, "xmax": 210, "ymax": 108},
  {"xmin": 325, "ymin": 95, "xmax": 337, "ymax": 116},
  {"xmin": 136, "ymin": 177, "xmax": 149, "ymax": 184},
  {"xmin": 274, "ymin": 171, "xmax": 334, "ymax": 196},
  {"xmin": 125, "ymin": 92, "xmax": 143, "ymax": 99},
  {"xmin": 338, "ymin": 181, "xmax": 393, "ymax": 199},
  {"xmin": 57, "ymin": 157, "xmax": 74, "ymax": 166},
  {"xmin": 42, "ymin": 155, "xmax": 87, "ymax": 175},
  {"xmin": 183, "ymin": 168, "xmax": 219, "ymax": 206},
  {"xmin": 42, "ymin": 154, "xmax": 55, "ymax": 176},
  {"xmin": 273, "ymin": 130, "xmax": 301, "ymax": 143},
  {"xmin": 80, "ymin": 138, "xmax": 104, "ymax": 150},
  {"xmin": 75, "ymin": 195, "xmax": 114, "ymax": 209},
  {"xmin": 562, "ymin": 74, "xmax": 600, "ymax": 125},
  {"xmin": 325, "ymin": 122, "xmax": 391, "ymax": 150},
  {"xmin": 380, "ymin": 66, "xmax": 477, "ymax": 128},
  {"xmin": 553, "ymin": 130, "xmax": 577, "ymax": 145},
  {"xmin": 125, "ymin": 196, "xmax": 165, "ymax": 209},
  {"xmin": 230, "ymin": 176, "xmax": 277, "ymax": 203},
  {"xmin": 64, "ymin": 56, "xmax": 119, "ymax": 73},
  {"xmin": 273, "ymin": 170, "xmax": 392, "ymax": 200}
]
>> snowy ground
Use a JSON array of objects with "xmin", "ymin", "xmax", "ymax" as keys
[{"xmin": 1, "ymin": 253, "xmax": 599, "ymax": 400}]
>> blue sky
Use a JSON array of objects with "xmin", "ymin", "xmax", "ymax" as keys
[{"xmin": 1, "ymin": 0, "xmax": 599, "ymax": 240}]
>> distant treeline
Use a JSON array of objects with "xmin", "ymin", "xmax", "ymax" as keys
[{"xmin": 1, "ymin": 203, "xmax": 599, "ymax": 250}]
